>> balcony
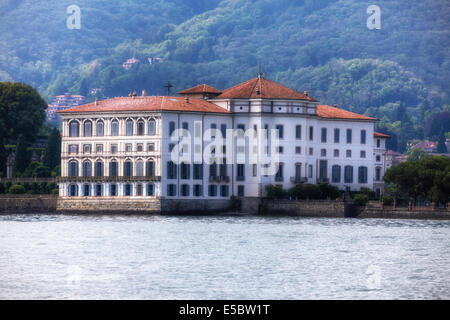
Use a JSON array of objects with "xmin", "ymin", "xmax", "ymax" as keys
[
  {"xmin": 290, "ymin": 176, "xmax": 308, "ymax": 183},
  {"xmin": 59, "ymin": 176, "xmax": 161, "ymax": 183},
  {"xmin": 316, "ymin": 178, "xmax": 330, "ymax": 184}
]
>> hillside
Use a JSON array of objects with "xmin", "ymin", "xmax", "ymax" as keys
[{"xmin": 1, "ymin": 0, "xmax": 449, "ymax": 150}]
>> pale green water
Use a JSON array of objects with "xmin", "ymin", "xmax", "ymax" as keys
[{"xmin": 0, "ymin": 214, "xmax": 449, "ymax": 299}]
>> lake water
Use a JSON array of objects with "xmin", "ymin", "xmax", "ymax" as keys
[{"xmin": 0, "ymin": 214, "xmax": 449, "ymax": 300}]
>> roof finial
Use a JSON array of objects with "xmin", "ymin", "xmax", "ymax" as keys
[
  {"xmin": 257, "ymin": 63, "xmax": 263, "ymax": 79},
  {"xmin": 164, "ymin": 81, "xmax": 173, "ymax": 96}
]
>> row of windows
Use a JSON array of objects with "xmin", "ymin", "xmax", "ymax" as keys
[
  {"xmin": 68, "ymin": 143, "xmax": 156, "ymax": 154},
  {"xmin": 68, "ymin": 160, "xmax": 156, "ymax": 177},
  {"xmin": 167, "ymin": 184, "xmax": 245, "ymax": 197},
  {"xmin": 68, "ymin": 183, "xmax": 155, "ymax": 197},
  {"xmin": 69, "ymin": 119, "xmax": 157, "ymax": 137}
]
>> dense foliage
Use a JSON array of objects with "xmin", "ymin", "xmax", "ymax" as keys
[{"xmin": 383, "ymin": 156, "xmax": 450, "ymax": 205}]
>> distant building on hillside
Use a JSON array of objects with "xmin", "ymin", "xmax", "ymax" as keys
[
  {"xmin": 122, "ymin": 58, "xmax": 140, "ymax": 70},
  {"xmin": 407, "ymin": 140, "xmax": 438, "ymax": 153},
  {"xmin": 385, "ymin": 150, "xmax": 407, "ymax": 170},
  {"xmin": 148, "ymin": 57, "xmax": 164, "ymax": 65},
  {"xmin": 46, "ymin": 93, "xmax": 85, "ymax": 122}
]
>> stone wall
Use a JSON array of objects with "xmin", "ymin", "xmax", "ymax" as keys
[
  {"xmin": 260, "ymin": 198, "xmax": 346, "ymax": 217},
  {"xmin": 161, "ymin": 198, "xmax": 233, "ymax": 214},
  {"xmin": 56, "ymin": 197, "xmax": 161, "ymax": 214},
  {"xmin": 0, "ymin": 195, "xmax": 57, "ymax": 213}
]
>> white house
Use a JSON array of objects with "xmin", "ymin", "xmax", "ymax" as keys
[{"xmin": 57, "ymin": 74, "xmax": 388, "ymax": 204}]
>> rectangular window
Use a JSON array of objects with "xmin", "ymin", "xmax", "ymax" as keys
[
  {"xmin": 193, "ymin": 164, "xmax": 203, "ymax": 180},
  {"xmin": 344, "ymin": 166, "xmax": 353, "ymax": 183},
  {"xmin": 295, "ymin": 163, "xmax": 302, "ymax": 179},
  {"xmin": 167, "ymin": 184, "xmax": 176, "ymax": 196},
  {"xmin": 69, "ymin": 144, "xmax": 79, "ymax": 154},
  {"xmin": 275, "ymin": 163, "xmax": 283, "ymax": 181},
  {"xmin": 309, "ymin": 147, "xmax": 313, "ymax": 155},
  {"xmin": 136, "ymin": 184, "xmax": 143, "ymax": 196},
  {"xmin": 147, "ymin": 184, "xmax": 154, "ymax": 196},
  {"xmin": 252, "ymin": 164, "xmax": 257, "ymax": 177},
  {"xmin": 296, "ymin": 146, "xmax": 301, "ymax": 154},
  {"xmin": 96, "ymin": 144, "xmax": 103, "ymax": 153},
  {"xmin": 169, "ymin": 121, "xmax": 176, "ymax": 136},
  {"xmin": 111, "ymin": 144, "xmax": 118, "ymax": 154},
  {"xmin": 194, "ymin": 185, "xmax": 202, "ymax": 197},
  {"xmin": 334, "ymin": 149, "xmax": 339, "ymax": 157},
  {"xmin": 220, "ymin": 185, "xmax": 229, "ymax": 197},
  {"xmin": 334, "ymin": 128, "xmax": 340, "ymax": 143},
  {"xmin": 95, "ymin": 184, "xmax": 103, "ymax": 197},
  {"xmin": 237, "ymin": 185, "xmax": 245, "ymax": 197},
  {"xmin": 210, "ymin": 123, "xmax": 217, "ymax": 139},
  {"xmin": 296, "ymin": 125, "xmax": 302, "ymax": 139},
  {"xmin": 110, "ymin": 184, "xmax": 117, "ymax": 197},
  {"xmin": 278, "ymin": 146, "xmax": 284, "ymax": 154},
  {"xmin": 181, "ymin": 163, "xmax": 190, "ymax": 180},
  {"xmin": 332, "ymin": 165, "xmax": 341, "ymax": 183},
  {"xmin": 221, "ymin": 124, "xmax": 227, "ymax": 138},
  {"xmin": 208, "ymin": 185, "xmax": 217, "ymax": 197},
  {"xmin": 309, "ymin": 126, "xmax": 314, "ymax": 141},
  {"xmin": 276, "ymin": 125, "xmax": 284, "ymax": 139},
  {"xmin": 83, "ymin": 144, "xmax": 91, "ymax": 154},
  {"xmin": 125, "ymin": 144, "xmax": 132, "ymax": 152},
  {"xmin": 147, "ymin": 143, "xmax": 155, "ymax": 152},
  {"xmin": 346, "ymin": 150, "xmax": 352, "ymax": 158},
  {"xmin": 346, "ymin": 129, "xmax": 352, "ymax": 144},
  {"xmin": 361, "ymin": 130, "xmax": 366, "ymax": 144},
  {"xmin": 308, "ymin": 165, "xmax": 313, "ymax": 178},
  {"xmin": 167, "ymin": 161, "xmax": 177, "ymax": 179},
  {"xmin": 321, "ymin": 149, "xmax": 326, "ymax": 157},
  {"xmin": 182, "ymin": 122, "xmax": 189, "ymax": 135},
  {"xmin": 360, "ymin": 150, "xmax": 366, "ymax": 158},
  {"xmin": 358, "ymin": 166, "xmax": 368, "ymax": 183},
  {"xmin": 237, "ymin": 164, "xmax": 245, "ymax": 181},
  {"xmin": 377, "ymin": 139, "xmax": 381, "ymax": 148},
  {"xmin": 319, "ymin": 160, "xmax": 328, "ymax": 179},
  {"xmin": 321, "ymin": 128, "xmax": 327, "ymax": 143},
  {"xmin": 181, "ymin": 184, "xmax": 190, "ymax": 197}
]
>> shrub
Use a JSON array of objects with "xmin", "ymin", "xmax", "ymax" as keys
[
  {"xmin": 381, "ymin": 195, "xmax": 394, "ymax": 206},
  {"xmin": 290, "ymin": 184, "xmax": 322, "ymax": 199},
  {"xmin": 360, "ymin": 187, "xmax": 377, "ymax": 200},
  {"xmin": 51, "ymin": 188, "xmax": 59, "ymax": 195},
  {"xmin": 265, "ymin": 185, "xmax": 287, "ymax": 199},
  {"xmin": 5, "ymin": 181, "xmax": 12, "ymax": 192},
  {"xmin": 0, "ymin": 182, "xmax": 5, "ymax": 194},
  {"xmin": 319, "ymin": 183, "xmax": 340, "ymax": 200},
  {"xmin": 39, "ymin": 182, "xmax": 48, "ymax": 194},
  {"xmin": 353, "ymin": 194, "xmax": 369, "ymax": 206},
  {"xmin": 30, "ymin": 182, "xmax": 39, "ymax": 194},
  {"xmin": 8, "ymin": 184, "xmax": 26, "ymax": 194}
]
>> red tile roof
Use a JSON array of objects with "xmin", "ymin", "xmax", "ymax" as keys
[
  {"xmin": 178, "ymin": 84, "xmax": 221, "ymax": 94},
  {"xmin": 374, "ymin": 132, "xmax": 390, "ymax": 138},
  {"xmin": 58, "ymin": 96, "xmax": 230, "ymax": 114},
  {"xmin": 215, "ymin": 76, "xmax": 317, "ymax": 101},
  {"xmin": 316, "ymin": 105, "xmax": 376, "ymax": 121}
]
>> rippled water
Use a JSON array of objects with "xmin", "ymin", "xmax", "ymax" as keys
[{"xmin": 0, "ymin": 214, "xmax": 449, "ymax": 299}]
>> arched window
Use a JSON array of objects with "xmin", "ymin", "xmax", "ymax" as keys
[
  {"xmin": 148, "ymin": 119, "xmax": 156, "ymax": 136},
  {"xmin": 124, "ymin": 160, "xmax": 133, "ymax": 177},
  {"xmin": 332, "ymin": 165, "xmax": 341, "ymax": 183},
  {"xmin": 69, "ymin": 121, "xmax": 79, "ymax": 137},
  {"xmin": 69, "ymin": 184, "xmax": 78, "ymax": 197},
  {"xmin": 109, "ymin": 161, "xmax": 118, "ymax": 177},
  {"xmin": 137, "ymin": 161, "xmax": 144, "ymax": 177},
  {"xmin": 68, "ymin": 160, "xmax": 79, "ymax": 177},
  {"xmin": 146, "ymin": 160, "xmax": 155, "ymax": 177},
  {"xmin": 344, "ymin": 166, "xmax": 353, "ymax": 183},
  {"xmin": 111, "ymin": 120, "xmax": 119, "ymax": 136},
  {"xmin": 126, "ymin": 119, "xmax": 133, "ymax": 136},
  {"xmin": 358, "ymin": 166, "xmax": 368, "ymax": 183},
  {"xmin": 97, "ymin": 121, "xmax": 104, "ymax": 137},
  {"xmin": 84, "ymin": 121, "xmax": 92, "ymax": 137},
  {"xmin": 95, "ymin": 161, "xmax": 104, "ymax": 177},
  {"xmin": 137, "ymin": 120, "xmax": 145, "ymax": 136},
  {"xmin": 82, "ymin": 160, "xmax": 92, "ymax": 177}
]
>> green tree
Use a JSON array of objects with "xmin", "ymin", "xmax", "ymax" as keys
[
  {"xmin": 43, "ymin": 127, "xmax": 61, "ymax": 169},
  {"xmin": 407, "ymin": 148, "xmax": 429, "ymax": 161},
  {"xmin": 0, "ymin": 82, "xmax": 47, "ymax": 174},
  {"xmin": 437, "ymin": 130, "xmax": 448, "ymax": 153},
  {"xmin": 13, "ymin": 134, "xmax": 30, "ymax": 176}
]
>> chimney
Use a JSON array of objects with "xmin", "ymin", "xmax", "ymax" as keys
[
  {"xmin": 142, "ymin": 90, "xmax": 147, "ymax": 97},
  {"xmin": 333, "ymin": 104, "xmax": 338, "ymax": 108},
  {"xmin": 185, "ymin": 97, "xmax": 189, "ymax": 104},
  {"xmin": 304, "ymin": 91, "xmax": 308, "ymax": 96},
  {"xmin": 94, "ymin": 98, "xmax": 98, "ymax": 106},
  {"xmin": 132, "ymin": 91, "xmax": 137, "ymax": 99}
]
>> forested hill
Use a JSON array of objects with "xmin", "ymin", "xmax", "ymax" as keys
[{"xmin": 1, "ymin": 0, "xmax": 449, "ymax": 149}]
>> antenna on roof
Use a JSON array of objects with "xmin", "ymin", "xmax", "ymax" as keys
[
  {"xmin": 257, "ymin": 62, "xmax": 263, "ymax": 79},
  {"xmin": 164, "ymin": 81, "xmax": 173, "ymax": 96}
]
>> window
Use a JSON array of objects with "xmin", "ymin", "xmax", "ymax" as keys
[
  {"xmin": 137, "ymin": 144, "xmax": 143, "ymax": 152},
  {"xmin": 361, "ymin": 130, "xmax": 366, "ymax": 144},
  {"xmin": 278, "ymin": 146, "xmax": 284, "ymax": 154},
  {"xmin": 194, "ymin": 185, "xmax": 202, "ymax": 197},
  {"xmin": 136, "ymin": 184, "xmax": 143, "ymax": 196},
  {"xmin": 94, "ymin": 161, "xmax": 104, "ymax": 177},
  {"xmin": 321, "ymin": 128, "xmax": 327, "ymax": 143},
  {"xmin": 69, "ymin": 184, "xmax": 78, "ymax": 197},
  {"xmin": 83, "ymin": 144, "xmax": 91, "ymax": 154},
  {"xmin": 319, "ymin": 160, "xmax": 327, "ymax": 179},
  {"xmin": 295, "ymin": 163, "xmax": 302, "ymax": 179},
  {"xmin": 220, "ymin": 160, "xmax": 227, "ymax": 177},
  {"xmin": 237, "ymin": 185, "xmax": 245, "ymax": 197},
  {"xmin": 334, "ymin": 149, "xmax": 339, "ymax": 157},
  {"xmin": 83, "ymin": 161, "xmax": 92, "ymax": 177},
  {"xmin": 167, "ymin": 184, "xmax": 176, "ymax": 196},
  {"xmin": 309, "ymin": 147, "xmax": 313, "ymax": 155},
  {"xmin": 181, "ymin": 184, "xmax": 190, "ymax": 197},
  {"xmin": 208, "ymin": 185, "xmax": 217, "ymax": 197},
  {"xmin": 167, "ymin": 161, "xmax": 177, "ymax": 179},
  {"xmin": 109, "ymin": 161, "xmax": 118, "ymax": 177},
  {"xmin": 110, "ymin": 184, "xmax": 118, "ymax": 197},
  {"xmin": 125, "ymin": 144, "xmax": 132, "ymax": 152},
  {"xmin": 126, "ymin": 120, "xmax": 133, "ymax": 136},
  {"xmin": 358, "ymin": 166, "xmax": 368, "ymax": 183},
  {"xmin": 332, "ymin": 165, "xmax": 341, "ymax": 183},
  {"xmin": 181, "ymin": 162, "xmax": 190, "ymax": 179},
  {"xmin": 321, "ymin": 149, "xmax": 326, "ymax": 157},
  {"xmin": 95, "ymin": 184, "xmax": 103, "ymax": 197},
  {"xmin": 209, "ymin": 162, "xmax": 217, "ymax": 178},
  {"xmin": 182, "ymin": 122, "xmax": 189, "ymax": 137},
  {"xmin": 193, "ymin": 164, "xmax": 203, "ymax": 180},
  {"xmin": 210, "ymin": 123, "xmax": 216, "ymax": 138},
  {"xmin": 169, "ymin": 121, "xmax": 175, "ymax": 136},
  {"xmin": 360, "ymin": 150, "xmax": 366, "ymax": 158},
  {"xmin": 69, "ymin": 144, "xmax": 78, "ymax": 154},
  {"xmin": 96, "ymin": 144, "xmax": 103, "ymax": 153},
  {"xmin": 123, "ymin": 161, "xmax": 133, "ymax": 177},
  {"xmin": 68, "ymin": 160, "xmax": 79, "ymax": 177},
  {"xmin": 276, "ymin": 125, "xmax": 284, "ymax": 139},
  {"xmin": 111, "ymin": 144, "xmax": 118, "ymax": 154},
  {"xmin": 97, "ymin": 121, "xmax": 104, "ymax": 137},
  {"xmin": 376, "ymin": 155, "xmax": 381, "ymax": 162},
  {"xmin": 377, "ymin": 139, "xmax": 381, "ymax": 148},
  {"xmin": 83, "ymin": 121, "xmax": 92, "ymax": 137},
  {"xmin": 296, "ymin": 146, "xmax": 301, "ymax": 154},
  {"xmin": 147, "ymin": 143, "xmax": 155, "ymax": 152},
  {"xmin": 147, "ymin": 184, "xmax": 154, "ymax": 196},
  {"xmin": 148, "ymin": 119, "xmax": 156, "ymax": 136},
  {"xmin": 334, "ymin": 128, "xmax": 340, "ymax": 143},
  {"xmin": 169, "ymin": 144, "xmax": 175, "ymax": 152},
  {"xmin": 83, "ymin": 184, "xmax": 90, "ymax": 197},
  {"xmin": 252, "ymin": 164, "xmax": 257, "ymax": 177},
  {"xmin": 308, "ymin": 165, "xmax": 313, "ymax": 178},
  {"xmin": 124, "ymin": 184, "xmax": 132, "ymax": 196},
  {"xmin": 344, "ymin": 166, "xmax": 353, "ymax": 183},
  {"xmin": 146, "ymin": 160, "xmax": 155, "ymax": 177},
  {"xmin": 296, "ymin": 125, "xmax": 302, "ymax": 139},
  {"xmin": 346, "ymin": 129, "xmax": 352, "ymax": 144},
  {"xmin": 220, "ymin": 185, "xmax": 229, "ymax": 197},
  {"xmin": 346, "ymin": 150, "xmax": 352, "ymax": 158},
  {"xmin": 69, "ymin": 121, "xmax": 79, "ymax": 137},
  {"xmin": 309, "ymin": 126, "xmax": 314, "ymax": 141},
  {"xmin": 376, "ymin": 167, "xmax": 381, "ymax": 181},
  {"xmin": 237, "ymin": 164, "xmax": 245, "ymax": 181},
  {"xmin": 221, "ymin": 124, "xmax": 227, "ymax": 138},
  {"xmin": 137, "ymin": 161, "xmax": 144, "ymax": 177},
  {"xmin": 137, "ymin": 121, "xmax": 145, "ymax": 136},
  {"xmin": 275, "ymin": 163, "xmax": 284, "ymax": 181},
  {"xmin": 111, "ymin": 120, "xmax": 119, "ymax": 136}
]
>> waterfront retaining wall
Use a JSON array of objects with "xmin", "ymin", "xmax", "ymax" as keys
[
  {"xmin": 260, "ymin": 198, "xmax": 346, "ymax": 217},
  {"xmin": 0, "ymin": 195, "xmax": 57, "ymax": 213},
  {"xmin": 56, "ymin": 197, "xmax": 161, "ymax": 214}
]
